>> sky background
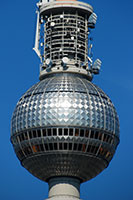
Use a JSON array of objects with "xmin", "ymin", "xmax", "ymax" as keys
[{"xmin": 0, "ymin": 0, "xmax": 133, "ymax": 199}]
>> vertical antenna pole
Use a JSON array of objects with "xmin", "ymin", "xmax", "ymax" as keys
[{"xmin": 33, "ymin": 10, "xmax": 41, "ymax": 58}]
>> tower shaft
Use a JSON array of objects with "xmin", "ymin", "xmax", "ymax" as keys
[{"xmin": 46, "ymin": 177, "xmax": 81, "ymax": 200}]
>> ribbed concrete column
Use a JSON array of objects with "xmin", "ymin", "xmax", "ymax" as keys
[{"xmin": 46, "ymin": 177, "xmax": 81, "ymax": 200}]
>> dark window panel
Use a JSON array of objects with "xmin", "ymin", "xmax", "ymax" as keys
[
  {"xmin": 40, "ymin": 144, "xmax": 44, "ymax": 151},
  {"xmin": 69, "ymin": 128, "xmax": 73, "ymax": 136},
  {"xmin": 49, "ymin": 143, "xmax": 53, "ymax": 150},
  {"xmin": 74, "ymin": 143, "xmax": 78, "ymax": 151},
  {"xmin": 85, "ymin": 130, "xmax": 89, "ymax": 137},
  {"xmin": 90, "ymin": 130, "xmax": 94, "ymax": 138},
  {"xmin": 95, "ymin": 131, "xmax": 99, "ymax": 139},
  {"xmin": 87, "ymin": 145, "xmax": 91, "ymax": 153},
  {"xmin": 82, "ymin": 144, "xmax": 86, "ymax": 152},
  {"xmin": 37, "ymin": 130, "xmax": 41, "ymax": 137},
  {"xmin": 69, "ymin": 143, "xmax": 72, "ymax": 150},
  {"xmin": 64, "ymin": 143, "xmax": 68, "ymax": 150},
  {"xmin": 54, "ymin": 143, "xmax": 58, "ymax": 150},
  {"xmin": 59, "ymin": 128, "xmax": 62, "ymax": 136},
  {"xmin": 59, "ymin": 143, "xmax": 63, "ymax": 150},
  {"xmin": 80, "ymin": 129, "xmax": 84, "ymax": 137},
  {"xmin": 43, "ymin": 129, "xmax": 46, "ymax": 136},
  {"xmin": 99, "ymin": 132, "xmax": 102, "ymax": 140},
  {"xmin": 33, "ymin": 130, "xmax": 37, "ymax": 138},
  {"xmin": 47, "ymin": 129, "xmax": 52, "ymax": 136},
  {"xmin": 24, "ymin": 132, "xmax": 28, "ymax": 140},
  {"xmin": 75, "ymin": 129, "xmax": 79, "ymax": 136},
  {"xmin": 29, "ymin": 131, "xmax": 32, "ymax": 139},
  {"xmin": 78, "ymin": 143, "xmax": 82, "ymax": 151},
  {"xmin": 45, "ymin": 143, "xmax": 49, "ymax": 151},
  {"xmin": 64, "ymin": 129, "xmax": 68, "ymax": 136},
  {"xmin": 53, "ymin": 128, "xmax": 57, "ymax": 136}
]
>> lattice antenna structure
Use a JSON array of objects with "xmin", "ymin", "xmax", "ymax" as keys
[{"xmin": 33, "ymin": 0, "xmax": 101, "ymax": 80}]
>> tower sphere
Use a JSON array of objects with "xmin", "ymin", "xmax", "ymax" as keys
[
  {"xmin": 10, "ymin": 0, "xmax": 120, "ymax": 198},
  {"xmin": 11, "ymin": 73, "xmax": 119, "ymax": 182}
]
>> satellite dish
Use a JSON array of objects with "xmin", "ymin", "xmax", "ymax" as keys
[
  {"xmin": 62, "ymin": 57, "xmax": 69, "ymax": 64},
  {"xmin": 51, "ymin": 22, "xmax": 55, "ymax": 27},
  {"xmin": 46, "ymin": 58, "xmax": 52, "ymax": 66},
  {"xmin": 45, "ymin": 58, "xmax": 52, "ymax": 71},
  {"xmin": 62, "ymin": 57, "xmax": 69, "ymax": 69},
  {"xmin": 60, "ymin": 15, "xmax": 63, "ymax": 18}
]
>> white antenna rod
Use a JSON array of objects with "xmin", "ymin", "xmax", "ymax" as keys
[{"xmin": 33, "ymin": 10, "xmax": 41, "ymax": 58}]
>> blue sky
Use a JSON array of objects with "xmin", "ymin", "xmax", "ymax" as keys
[{"xmin": 0, "ymin": 0, "xmax": 133, "ymax": 199}]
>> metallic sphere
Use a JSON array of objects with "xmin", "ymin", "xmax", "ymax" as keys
[{"xmin": 11, "ymin": 73, "xmax": 120, "ymax": 182}]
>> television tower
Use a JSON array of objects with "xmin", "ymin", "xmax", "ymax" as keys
[{"xmin": 10, "ymin": 0, "xmax": 120, "ymax": 199}]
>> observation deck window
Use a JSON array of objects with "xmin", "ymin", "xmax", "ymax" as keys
[
  {"xmin": 69, "ymin": 143, "xmax": 73, "ymax": 150},
  {"xmin": 53, "ymin": 128, "xmax": 57, "ymax": 136},
  {"xmin": 69, "ymin": 128, "xmax": 73, "ymax": 136},
  {"xmin": 47, "ymin": 129, "xmax": 52, "ymax": 136},
  {"xmin": 75, "ymin": 129, "xmax": 79, "ymax": 136},
  {"xmin": 80, "ymin": 129, "xmax": 84, "ymax": 137},
  {"xmin": 64, "ymin": 128, "xmax": 68, "ymax": 136}
]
